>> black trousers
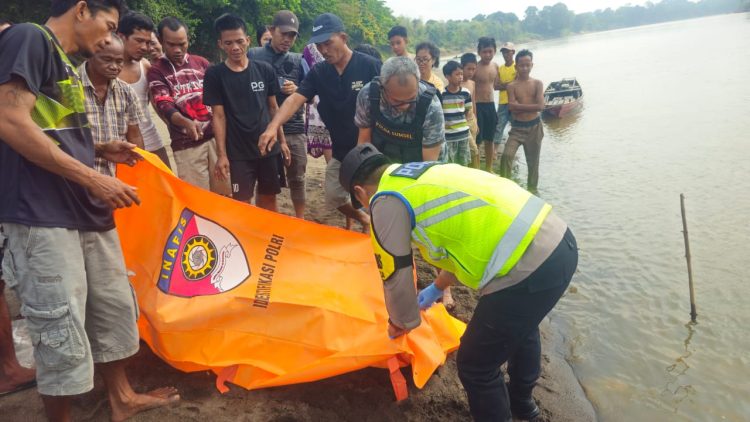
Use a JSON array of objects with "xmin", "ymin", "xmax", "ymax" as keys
[{"xmin": 457, "ymin": 228, "xmax": 578, "ymax": 422}]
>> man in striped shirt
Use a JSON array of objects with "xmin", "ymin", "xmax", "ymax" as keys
[
  {"xmin": 440, "ymin": 61, "xmax": 472, "ymax": 166},
  {"xmin": 80, "ymin": 34, "xmax": 145, "ymax": 176}
]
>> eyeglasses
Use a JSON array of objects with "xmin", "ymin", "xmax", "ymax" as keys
[
  {"xmin": 415, "ymin": 56, "xmax": 432, "ymax": 64},
  {"xmin": 381, "ymin": 86, "xmax": 417, "ymax": 108}
]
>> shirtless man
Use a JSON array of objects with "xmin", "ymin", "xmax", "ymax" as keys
[
  {"xmin": 117, "ymin": 12, "xmax": 172, "ymax": 168},
  {"xmin": 473, "ymin": 37, "xmax": 500, "ymax": 173},
  {"xmin": 500, "ymin": 49, "xmax": 544, "ymax": 193},
  {"xmin": 460, "ymin": 53, "xmax": 480, "ymax": 168}
]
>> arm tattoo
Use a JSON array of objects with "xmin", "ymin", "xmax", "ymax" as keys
[
  {"xmin": 0, "ymin": 78, "xmax": 34, "ymax": 110},
  {"xmin": 0, "ymin": 85, "xmax": 22, "ymax": 107}
]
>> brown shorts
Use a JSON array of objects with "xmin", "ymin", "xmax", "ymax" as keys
[{"xmin": 501, "ymin": 117, "xmax": 544, "ymax": 190}]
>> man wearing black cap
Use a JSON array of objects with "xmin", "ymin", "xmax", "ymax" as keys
[
  {"xmin": 258, "ymin": 13, "xmax": 381, "ymax": 232},
  {"xmin": 248, "ymin": 10, "xmax": 308, "ymax": 219}
]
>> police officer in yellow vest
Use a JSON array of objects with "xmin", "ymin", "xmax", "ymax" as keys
[{"xmin": 340, "ymin": 144, "xmax": 578, "ymax": 422}]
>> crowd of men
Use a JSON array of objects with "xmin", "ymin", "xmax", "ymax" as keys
[{"xmin": 0, "ymin": 1, "xmax": 564, "ymax": 422}]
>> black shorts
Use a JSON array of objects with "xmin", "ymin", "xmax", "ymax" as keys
[
  {"xmin": 230, "ymin": 156, "xmax": 283, "ymax": 201},
  {"xmin": 476, "ymin": 103, "xmax": 497, "ymax": 143}
]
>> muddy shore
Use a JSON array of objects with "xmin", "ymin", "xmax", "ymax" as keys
[{"xmin": 1, "ymin": 133, "xmax": 596, "ymax": 421}]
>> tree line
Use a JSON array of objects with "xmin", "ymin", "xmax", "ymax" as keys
[
  {"xmin": 1, "ymin": 0, "xmax": 396, "ymax": 61},
  {"xmin": 400, "ymin": 0, "xmax": 748, "ymax": 52},
  {"xmin": 2, "ymin": 0, "xmax": 747, "ymax": 59}
]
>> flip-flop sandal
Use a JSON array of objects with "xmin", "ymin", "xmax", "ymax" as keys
[{"xmin": 0, "ymin": 380, "xmax": 36, "ymax": 397}]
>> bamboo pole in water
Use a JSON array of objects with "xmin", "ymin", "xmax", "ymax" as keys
[{"xmin": 680, "ymin": 194, "xmax": 698, "ymax": 322}]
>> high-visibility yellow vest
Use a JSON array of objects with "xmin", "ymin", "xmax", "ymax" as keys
[{"xmin": 372, "ymin": 162, "xmax": 551, "ymax": 289}]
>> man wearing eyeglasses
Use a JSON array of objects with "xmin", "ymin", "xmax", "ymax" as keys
[{"xmin": 354, "ymin": 56, "xmax": 445, "ymax": 163}]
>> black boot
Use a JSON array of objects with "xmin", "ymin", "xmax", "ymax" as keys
[{"xmin": 510, "ymin": 396, "xmax": 540, "ymax": 421}]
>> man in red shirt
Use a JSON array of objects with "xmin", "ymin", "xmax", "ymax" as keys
[{"xmin": 148, "ymin": 17, "xmax": 229, "ymax": 194}]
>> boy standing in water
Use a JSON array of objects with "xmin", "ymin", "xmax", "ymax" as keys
[
  {"xmin": 473, "ymin": 37, "xmax": 499, "ymax": 173},
  {"xmin": 460, "ymin": 53, "xmax": 480, "ymax": 168},
  {"xmin": 501, "ymin": 50, "xmax": 544, "ymax": 193}
]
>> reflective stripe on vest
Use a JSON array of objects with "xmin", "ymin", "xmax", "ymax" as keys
[
  {"xmin": 413, "ymin": 192, "xmax": 468, "ymax": 214},
  {"xmin": 420, "ymin": 199, "xmax": 488, "ymax": 227},
  {"xmin": 409, "ymin": 188, "xmax": 546, "ymax": 287},
  {"xmin": 410, "ymin": 191, "xmax": 490, "ymax": 259},
  {"xmin": 478, "ymin": 195, "xmax": 546, "ymax": 288}
]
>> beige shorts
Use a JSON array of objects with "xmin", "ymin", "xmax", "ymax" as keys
[
  {"xmin": 0, "ymin": 223, "xmax": 140, "ymax": 396},
  {"xmin": 285, "ymin": 133, "xmax": 308, "ymax": 204},
  {"xmin": 173, "ymin": 138, "xmax": 231, "ymax": 195},
  {"xmin": 324, "ymin": 158, "xmax": 352, "ymax": 210}
]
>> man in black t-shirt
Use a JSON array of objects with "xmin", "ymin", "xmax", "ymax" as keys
[
  {"xmin": 248, "ymin": 10, "xmax": 308, "ymax": 219},
  {"xmin": 258, "ymin": 13, "xmax": 381, "ymax": 232},
  {"xmin": 0, "ymin": 2, "xmax": 179, "ymax": 420},
  {"xmin": 204, "ymin": 13, "xmax": 290, "ymax": 212}
]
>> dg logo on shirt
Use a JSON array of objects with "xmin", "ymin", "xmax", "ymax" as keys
[{"xmin": 251, "ymin": 81, "xmax": 265, "ymax": 92}]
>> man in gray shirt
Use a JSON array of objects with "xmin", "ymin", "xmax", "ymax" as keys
[
  {"xmin": 355, "ymin": 57, "xmax": 444, "ymax": 163},
  {"xmin": 248, "ymin": 10, "xmax": 307, "ymax": 218}
]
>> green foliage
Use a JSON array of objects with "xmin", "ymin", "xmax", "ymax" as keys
[
  {"xmin": 399, "ymin": 0, "xmax": 744, "ymax": 53},
  {"xmin": 0, "ymin": 0, "xmax": 744, "ymax": 59}
]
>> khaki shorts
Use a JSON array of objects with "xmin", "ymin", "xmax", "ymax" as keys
[
  {"xmin": 440, "ymin": 139, "xmax": 471, "ymax": 166},
  {"xmin": 324, "ymin": 158, "xmax": 351, "ymax": 210},
  {"xmin": 0, "ymin": 223, "xmax": 140, "ymax": 396},
  {"xmin": 285, "ymin": 133, "xmax": 308, "ymax": 204},
  {"xmin": 173, "ymin": 138, "xmax": 231, "ymax": 195}
]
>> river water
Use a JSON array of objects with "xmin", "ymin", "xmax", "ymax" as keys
[{"xmin": 503, "ymin": 13, "xmax": 750, "ymax": 422}]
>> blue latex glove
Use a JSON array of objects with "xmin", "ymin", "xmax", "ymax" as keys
[{"xmin": 417, "ymin": 283, "xmax": 444, "ymax": 310}]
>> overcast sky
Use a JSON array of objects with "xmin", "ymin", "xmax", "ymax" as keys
[{"xmin": 383, "ymin": 0, "xmax": 650, "ymax": 21}]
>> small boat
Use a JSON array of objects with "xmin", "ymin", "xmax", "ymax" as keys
[{"xmin": 543, "ymin": 78, "xmax": 583, "ymax": 118}]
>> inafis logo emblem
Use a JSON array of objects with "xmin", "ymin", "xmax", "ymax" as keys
[{"xmin": 158, "ymin": 208, "xmax": 250, "ymax": 298}]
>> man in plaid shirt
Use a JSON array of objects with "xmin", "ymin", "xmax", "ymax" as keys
[{"xmin": 79, "ymin": 34, "xmax": 145, "ymax": 176}]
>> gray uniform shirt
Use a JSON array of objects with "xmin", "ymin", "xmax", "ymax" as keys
[
  {"xmin": 354, "ymin": 80, "xmax": 445, "ymax": 148},
  {"xmin": 370, "ymin": 194, "xmax": 568, "ymax": 330}
]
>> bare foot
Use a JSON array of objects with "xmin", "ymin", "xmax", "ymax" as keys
[
  {"xmin": 345, "ymin": 216, "xmax": 353, "ymax": 230},
  {"xmin": 358, "ymin": 214, "xmax": 371, "ymax": 234},
  {"xmin": 110, "ymin": 387, "xmax": 180, "ymax": 422},
  {"xmin": 0, "ymin": 364, "xmax": 36, "ymax": 394},
  {"xmin": 441, "ymin": 287, "xmax": 455, "ymax": 311}
]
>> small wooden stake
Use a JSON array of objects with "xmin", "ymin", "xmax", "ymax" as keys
[{"xmin": 680, "ymin": 194, "xmax": 697, "ymax": 322}]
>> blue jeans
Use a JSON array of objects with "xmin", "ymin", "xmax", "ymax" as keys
[
  {"xmin": 456, "ymin": 229, "xmax": 578, "ymax": 421},
  {"xmin": 493, "ymin": 104, "xmax": 511, "ymax": 143}
]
